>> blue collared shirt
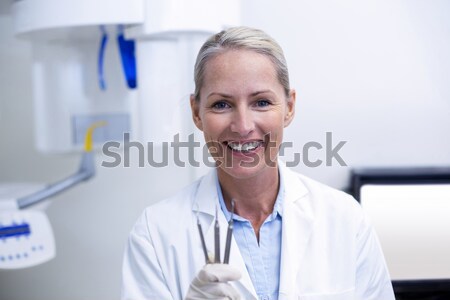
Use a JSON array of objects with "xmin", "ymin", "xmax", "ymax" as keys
[{"xmin": 216, "ymin": 172, "xmax": 284, "ymax": 300}]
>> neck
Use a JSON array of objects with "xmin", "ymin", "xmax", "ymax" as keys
[{"xmin": 217, "ymin": 164, "xmax": 280, "ymax": 223}]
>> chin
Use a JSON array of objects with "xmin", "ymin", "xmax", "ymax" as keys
[{"xmin": 218, "ymin": 157, "xmax": 276, "ymax": 180}]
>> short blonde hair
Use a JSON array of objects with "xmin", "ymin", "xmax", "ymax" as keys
[{"xmin": 193, "ymin": 26, "xmax": 290, "ymax": 101}]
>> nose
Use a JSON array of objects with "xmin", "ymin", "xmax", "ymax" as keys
[{"xmin": 230, "ymin": 106, "xmax": 255, "ymax": 137}]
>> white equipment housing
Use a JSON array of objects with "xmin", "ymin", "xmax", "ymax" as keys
[{"xmin": 11, "ymin": 0, "xmax": 240, "ymax": 152}]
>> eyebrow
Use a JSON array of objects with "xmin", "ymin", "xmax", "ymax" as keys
[
  {"xmin": 250, "ymin": 90, "xmax": 273, "ymax": 97},
  {"xmin": 207, "ymin": 92, "xmax": 232, "ymax": 99},
  {"xmin": 207, "ymin": 90, "xmax": 274, "ymax": 99}
]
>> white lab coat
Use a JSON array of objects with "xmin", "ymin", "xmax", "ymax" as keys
[{"xmin": 121, "ymin": 162, "xmax": 395, "ymax": 300}]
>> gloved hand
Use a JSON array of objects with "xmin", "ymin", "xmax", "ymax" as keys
[{"xmin": 185, "ymin": 263, "xmax": 242, "ymax": 300}]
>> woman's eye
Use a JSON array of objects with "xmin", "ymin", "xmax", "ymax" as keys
[
  {"xmin": 212, "ymin": 101, "xmax": 230, "ymax": 110},
  {"xmin": 255, "ymin": 99, "xmax": 271, "ymax": 107}
]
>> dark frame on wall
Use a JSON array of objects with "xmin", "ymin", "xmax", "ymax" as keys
[{"xmin": 350, "ymin": 167, "xmax": 450, "ymax": 300}]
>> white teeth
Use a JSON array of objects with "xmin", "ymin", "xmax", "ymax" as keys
[{"xmin": 228, "ymin": 141, "xmax": 261, "ymax": 152}]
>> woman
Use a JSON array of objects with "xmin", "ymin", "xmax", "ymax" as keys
[{"xmin": 122, "ymin": 27, "xmax": 395, "ymax": 300}]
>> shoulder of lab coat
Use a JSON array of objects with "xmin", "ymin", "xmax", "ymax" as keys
[{"xmin": 279, "ymin": 163, "xmax": 395, "ymax": 299}]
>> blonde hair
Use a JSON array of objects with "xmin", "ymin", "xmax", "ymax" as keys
[{"xmin": 193, "ymin": 26, "xmax": 290, "ymax": 101}]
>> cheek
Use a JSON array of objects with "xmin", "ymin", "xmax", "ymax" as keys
[
  {"xmin": 202, "ymin": 115, "xmax": 229, "ymax": 139},
  {"xmin": 257, "ymin": 112, "xmax": 285, "ymax": 133}
]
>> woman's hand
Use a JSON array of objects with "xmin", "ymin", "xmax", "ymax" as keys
[{"xmin": 185, "ymin": 264, "xmax": 242, "ymax": 300}]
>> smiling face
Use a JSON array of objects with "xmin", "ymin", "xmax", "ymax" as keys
[{"xmin": 191, "ymin": 49, "xmax": 296, "ymax": 180}]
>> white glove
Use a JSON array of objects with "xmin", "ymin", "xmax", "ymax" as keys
[{"xmin": 185, "ymin": 263, "xmax": 242, "ymax": 300}]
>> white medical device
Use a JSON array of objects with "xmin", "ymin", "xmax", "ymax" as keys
[
  {"xmin": 0, "ymin": 208, "xmax": 55, "ymax": 269},
  {"xmin": 0, "ymin": 124, "xmax": 99, "ymax": 270}
]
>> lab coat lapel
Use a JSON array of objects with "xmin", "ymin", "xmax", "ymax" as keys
[
  {"xmin": 278, "ymin": 164, "xmax": 314, "ymax": 299},
  {"xmin": 192, "ymin": 170, "xmax": 258, "ymax": 299}
]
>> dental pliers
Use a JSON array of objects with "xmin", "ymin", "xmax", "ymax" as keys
[{"xmin": 197, "ymin": 200, "xmax": 235, "ymax": 264}]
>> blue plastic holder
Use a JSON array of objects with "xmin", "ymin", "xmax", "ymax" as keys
[
  {"xmin": 117, "ymin": 25, "xmax": 137, "ymax": 89},
  {"xmin": 0, "ymin": 223, "xmax": 31, "ymax": 239},
  {"xmin": 98, "ymin": 25, "xmax": 108, "ymax": 90}
]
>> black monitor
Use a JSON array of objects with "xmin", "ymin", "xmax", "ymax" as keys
[{"xmin": 350, "ymin": 168, "xmax": 450, "ymax": 300}]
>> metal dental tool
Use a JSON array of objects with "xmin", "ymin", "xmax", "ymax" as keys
[
  {"xmin": 214, "ymin": 205, "xmax": 221, "ymax": 263},
  {"xmin": 196, "ymin": 200, "xmax": 235, "ymax": 264},
  {"xmin": 196, "ymin": 206, "xmax": 209, "ymax": 264}
]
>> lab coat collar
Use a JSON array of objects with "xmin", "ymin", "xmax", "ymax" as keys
[
  {"xmin": 193, "ymin": 159, "xmax": 308, "ymax": 216},
  {"xmin": 192, "ymin": 167, "xmax": 218, "ymax": 217},
  {"xmin": 278, "ymin": 160, "xmax": 309, "ymax": 204}
]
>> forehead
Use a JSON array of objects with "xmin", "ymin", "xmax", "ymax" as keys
[{"xmin": 201, "ymin": 49, "xmax": 282, "ymax": 97}]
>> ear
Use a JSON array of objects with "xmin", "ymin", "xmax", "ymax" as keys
[
  {"xmin": 190, "ymin": 94, "xmax": 203, "ymax": 131},
  {"xmin": 284, "ymin": 89, "xmax": 296, "ymax": 127}
]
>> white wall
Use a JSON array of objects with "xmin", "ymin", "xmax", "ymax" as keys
[{"xmin": 1, "ymin": 1, "xmax": 449, "ymax": 299}]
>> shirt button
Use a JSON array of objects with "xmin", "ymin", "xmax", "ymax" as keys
[{"xmin": 260, "ymin": 296, "xmax": 269, "ymax": 300}]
